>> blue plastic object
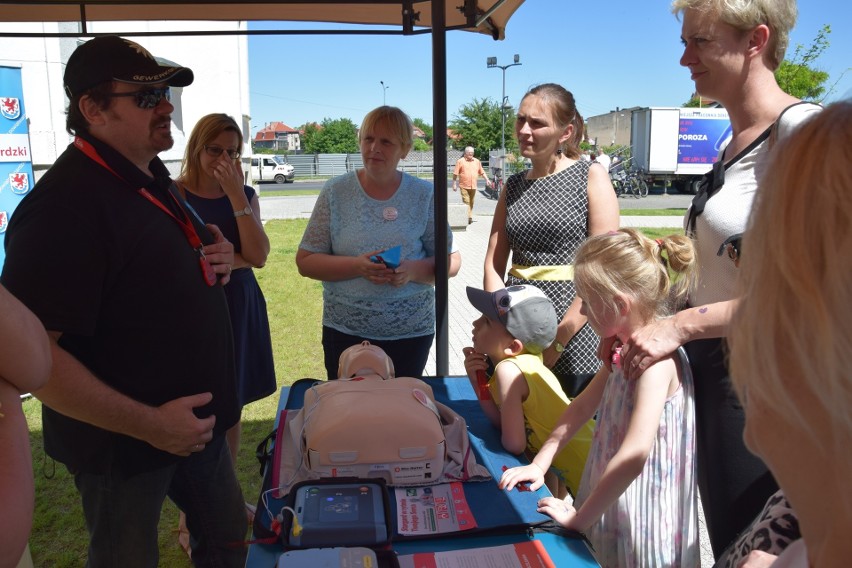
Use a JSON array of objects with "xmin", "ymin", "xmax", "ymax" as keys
[{"xmin": 370, "ymin": 245, "xmax": 402, "ymax": 269}]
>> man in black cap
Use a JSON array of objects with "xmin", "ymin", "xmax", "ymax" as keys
[{"xmin": 1, "ymin": 36, "xmax": 246, "ymax": 566}]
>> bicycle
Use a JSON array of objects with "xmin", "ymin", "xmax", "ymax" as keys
[
  {"xmin": 611, "ymin": 164, "xmax": 648, "ymax": 199},
  {"xmin": 610, "ymin": 167, "xmax": 628, "ymax": 197},
  {"xmin": 626, "ymin": 168, "xmax": 649, "ymax": 198}
]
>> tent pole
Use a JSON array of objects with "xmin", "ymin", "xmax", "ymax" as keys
[{"xmin": 431, "ymin": 0, "xmax": 449, "ymax": 377}]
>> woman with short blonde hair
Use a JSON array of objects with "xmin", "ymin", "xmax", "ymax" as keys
[{"xmin": 729, "ymin": 101, "xmax": 852, "ymax": 566}]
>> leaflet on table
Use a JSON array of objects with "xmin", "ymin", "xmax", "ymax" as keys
[
  {"xmin": 397, "ymin": 540, "xmax": 556, "ymax": 568},
  {"xmin": 394, "ymin": 482, "xmax": 477, "ymax": 536}
]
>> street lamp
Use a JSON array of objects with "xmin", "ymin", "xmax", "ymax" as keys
[
  {"xmin": 487, "ymin": 54, "xmax": 521, "ymax": 171},
  {"xmin": 380, "ymin": 80, "xmax": 389, "ymax": 105}
]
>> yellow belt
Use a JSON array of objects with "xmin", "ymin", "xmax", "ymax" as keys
[{"xmin": 509, "ymin": 264, "xmax": 574, "ymax": 281}]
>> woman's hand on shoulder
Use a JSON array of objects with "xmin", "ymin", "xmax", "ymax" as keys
[{"xmin": 619, "ymin": 318, "xmax": 685, "ymax": 380}]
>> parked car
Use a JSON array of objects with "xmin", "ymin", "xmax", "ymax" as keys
[{"xmin": 251, "ymin": 155, "xmax": 295, "ymax": 183}]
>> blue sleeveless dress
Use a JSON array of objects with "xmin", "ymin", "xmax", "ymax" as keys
[{"xmin": 184, "ymin": 185, "xmax": 276, "ymax": 406}]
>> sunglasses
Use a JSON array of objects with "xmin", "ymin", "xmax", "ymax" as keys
[
  {"xmin": 105, "ymin": 87, "xmax": 171, "ymax": 109},
  {"xmin": 204, "ymin": 145, "xmax": 241, "ymax": 160},
  {"xmin": 717, "ymin": 233, "xmax": 743, "ymax": 264}
]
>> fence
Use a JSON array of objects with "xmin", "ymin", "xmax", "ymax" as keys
[{"xmin": 264, "ymin": 150, "xmax": 473, "ymax": 178}]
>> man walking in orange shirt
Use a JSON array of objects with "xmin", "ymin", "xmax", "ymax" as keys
[{"xmin": 452, "ymin": 146, "xmax": 490, "ymax": 224}]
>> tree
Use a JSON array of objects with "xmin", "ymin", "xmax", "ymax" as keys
[
  {"xmin": 775, "ymin": 24, "xmax": 832, "ymax": 101},
  {"xmin": 302, "ymin": 118, "xmax": 359, "ymax": 153},
  {"xmin": 449, "ymin": 97, "xmax": 515, "ymax": 160},
  {"xmin": 299, "ymin": 122, "xmax": 320, "ymax": 152},
  {"xmin": 412, "ymin": 118, "xmax": 433, "ymax": 144}
]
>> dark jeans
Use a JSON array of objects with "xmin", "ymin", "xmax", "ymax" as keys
[
  {"xmin": 74, "ymin": 435, "xmax": 247, "ymax": 568},
  {"xmin": 687, "ymin": 338, "xmax": 779, "ymax": 558},
  {"xmin": 322, "ymin": 325, "xmax": 434, "ymax": 380}
]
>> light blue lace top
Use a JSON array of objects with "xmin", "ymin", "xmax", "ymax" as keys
[{"xmin": 299, "ymin": 171, "xmax": 452, "ymax": 339}]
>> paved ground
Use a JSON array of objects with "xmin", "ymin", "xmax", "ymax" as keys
[{"xmin": 258, "ymin": 187, "xmax": 714, "ymax": 567}]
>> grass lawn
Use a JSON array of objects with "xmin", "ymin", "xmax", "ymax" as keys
[
  {"xmin": 22, "ymin": 220, "xmax": 675, "ymax": 566},
  {"xmin": 620, "ymin": 208, "xmax": 687, "ymax": 216}
]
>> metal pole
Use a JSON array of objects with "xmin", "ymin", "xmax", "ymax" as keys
[
  {"xmin": 431, "ymin": 0, "xmax": 449, "ymax": 376},
  {"xmin": 501, "ymin": 69, "xmax": 506, "ymax": 161},
  {"xmin": 487, "ymin": 56, "xmax": 521, "ymax": 169}
]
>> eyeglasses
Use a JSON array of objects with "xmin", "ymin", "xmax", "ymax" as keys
[
  {"xmin": 104, "ymin": 87, "xmax": 171, "ymax": 109},
  {"xmin": 204, "ymin": 145, "xmax": 241, "ymax": 160}
]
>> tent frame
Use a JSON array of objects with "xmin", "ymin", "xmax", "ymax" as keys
[{"xmin": 0, "ymin": 0, "xmax": 520, "ymax": 376}]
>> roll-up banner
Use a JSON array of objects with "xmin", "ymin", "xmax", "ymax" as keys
[{"xmin": 0, "ymin": 64, "xmax": 35, "ymax": 269}]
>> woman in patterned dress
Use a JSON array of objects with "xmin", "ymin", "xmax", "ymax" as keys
[{"xmin": 483, "ymin": 83, "xmax": 619, "ymax": 398}]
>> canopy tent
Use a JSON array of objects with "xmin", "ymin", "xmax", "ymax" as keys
[
  {"xmin": 0, "ymin": 0, "xmax": 522, "ymax": 40},
  {"xmin": 0, "ymin": 0, "xmax": 525, "ymax": 375}
]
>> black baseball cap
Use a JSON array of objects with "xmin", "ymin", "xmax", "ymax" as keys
[{"xmin": 64, "ymin": 35, "xmax": 194, "ymax": 98}]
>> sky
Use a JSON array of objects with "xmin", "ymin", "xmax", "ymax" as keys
[{"xmin": 247, "ymin": 0, "xmax": 852, "ymax": 131}]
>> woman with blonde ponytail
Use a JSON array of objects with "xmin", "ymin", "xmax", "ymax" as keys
[{"xmin": 502, "ymin": 229, "xmax": 700, "ymax": 567}]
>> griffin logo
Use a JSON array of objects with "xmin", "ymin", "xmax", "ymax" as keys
[
  {"xmin": 9, "ymin": 172, "xmax": 29, "ymax": 195},
  {"xmin": 1, "ymin": 97, "xmax": 20, "ymax": 120}
]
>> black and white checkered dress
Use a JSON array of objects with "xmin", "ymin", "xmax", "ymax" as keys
[{"xmin": 504, "ymin": 160, "xmax": 600, "ymax": 383}]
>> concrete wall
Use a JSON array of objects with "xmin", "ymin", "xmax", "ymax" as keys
[
  {"xmin": 0, "ymin": 20, "xmax": 251, "ymax": 180},
  {"xmin": 587, "ymin": 107, "xmax": 636, "ymax": 148}
]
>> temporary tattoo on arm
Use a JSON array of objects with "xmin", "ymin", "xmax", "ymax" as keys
[{"xmin": 699, "ymin": 307, "xmax": 708, "ymax": 314}]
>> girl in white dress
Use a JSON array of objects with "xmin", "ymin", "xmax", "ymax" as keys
[{"xmin": 500, "ymin": 228, "xmax": 700, "ymax": 567}]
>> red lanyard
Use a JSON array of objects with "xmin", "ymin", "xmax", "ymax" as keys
[{"xmin": 74, "ymin": 136, "xmax": 216, "ymax": 286}]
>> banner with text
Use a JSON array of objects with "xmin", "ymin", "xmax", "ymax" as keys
[{"xmin": 0, "ymin": 65, "xmax": 35, "ymax": 268}]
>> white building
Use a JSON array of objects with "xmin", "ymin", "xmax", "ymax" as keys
[{"xmin": 0, "ymin": 20, "xmax": 251, "ymax": 179}]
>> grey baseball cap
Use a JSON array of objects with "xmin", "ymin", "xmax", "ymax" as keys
[{"xmin": 466, "ymin": 285, "xmax": 557, "ymax": 354}]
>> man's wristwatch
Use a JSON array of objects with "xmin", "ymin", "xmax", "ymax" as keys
[
  {"xmin": 553, "ymin": 340, "xmax": 566, "ymax": 353},
  {"xmin": 234, "ymin": 205, "xmax": 252, "ymax": 218}
]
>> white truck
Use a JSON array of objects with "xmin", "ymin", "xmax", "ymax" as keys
[
  {"xmin": 630, "ymin": 107, "xmax": 731, "ymax": 194},
  {"xmin": 250, "ymin": 155, "xmax": 295, "ymax": 184}
]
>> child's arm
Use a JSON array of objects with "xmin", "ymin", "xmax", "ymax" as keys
[
  {"xmin": 500, "ymin": 365, "xmax": 608, "ymax": 491},
  {"xmin": 462, "ymin": 349, "xmax": 530, "ymax": 454},
  {"xmin": 490, "ymin": 360, "xmax": 530, "ymax": 455},
  {"xmin": 462, "ymin": 347, "xmax": 501, "ymax": 427},
  {"xmin": 538, "ymin": 357, "xmax": 676, "ymax": 531}
]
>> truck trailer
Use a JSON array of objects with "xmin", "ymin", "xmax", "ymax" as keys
[{"xmin": 630, "ymin": 107, "xmax": 731, "ymax": 194}]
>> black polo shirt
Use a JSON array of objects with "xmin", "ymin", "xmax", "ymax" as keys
[{"xmin": 1, "ymin": 132, "xmax": 239, "ymax": 476}]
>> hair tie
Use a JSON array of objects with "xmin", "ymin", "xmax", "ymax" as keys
[{"xmin": 655, "ymin": 238, "xmax": 664, "ymax": 249}]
